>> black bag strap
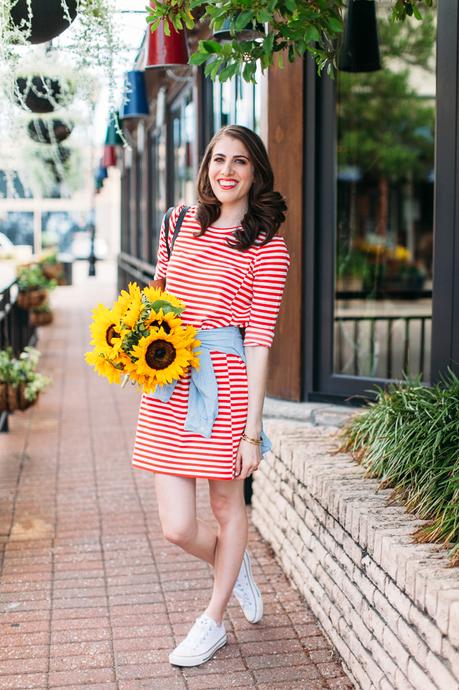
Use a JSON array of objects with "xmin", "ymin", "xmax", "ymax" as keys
[{"xmin": 164, "ymin": 205, "xmax": 190, "ymax": 260}]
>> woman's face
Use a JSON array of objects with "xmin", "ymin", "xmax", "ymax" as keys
[{"xmin": 207, "ymin": 135, "xmax": 254, "ymax": 206}]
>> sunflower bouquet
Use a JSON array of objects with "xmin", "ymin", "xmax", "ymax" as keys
[{"xmin": 85, "ymin": 283, "xmax": 201, "ymax": 393}]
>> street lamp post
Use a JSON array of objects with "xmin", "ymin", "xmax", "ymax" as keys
[{"xmin": 88, "ymin": 221, "xmax": 96, "ymax": 277}]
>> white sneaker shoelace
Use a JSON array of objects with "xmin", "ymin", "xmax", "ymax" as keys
[{"xmin": 182, "ymin": 615, "xmax": 220, "ymax": 650}]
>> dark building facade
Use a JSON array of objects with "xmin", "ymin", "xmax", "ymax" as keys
[{"xmin": 118, "ymin": 2, "xmax": 459, "ymax": 405}]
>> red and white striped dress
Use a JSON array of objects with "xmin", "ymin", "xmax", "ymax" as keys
[{"xmin": 131, "ymin": 204, "xmax": 291, "ymax": 480}]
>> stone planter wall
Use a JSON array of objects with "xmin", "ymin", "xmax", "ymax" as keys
[{"xmin": 252, "ymin": 417, "xmax": 459, "ymax": 690}]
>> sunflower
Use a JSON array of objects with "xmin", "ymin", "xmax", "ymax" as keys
[
  {"xmin": 89, "ymin": 304, "xmax": 124, "ymax": 359},
  {"xmin": 111, "ymin": 282, "xmax": 144, "ymax": 330},
  {"xmin": 144, "ymin": 307, "xmax": 183, "ymax": 335},
  {"xmin": 128, "ymin": 326, "xmax": 199, "ymax": 389},
  {"xmin": 84, "ymin": 350, "xmax": 125, "ymax": 384},
  {"xmin": 142, "ymin": 285, "xmax": 185, "ymax": 313},
  {"xmin": 122, "ymin": 283, "xmax": 144, "ymax": 329}
]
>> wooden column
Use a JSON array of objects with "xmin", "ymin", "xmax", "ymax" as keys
[{"xmin": 266, "ymin": 56, "xmax": 304, "ymax": 401}]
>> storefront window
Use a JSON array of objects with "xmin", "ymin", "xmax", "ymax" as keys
[
  {"xmin": 0, "ymin": 211, "xmax": 33, "ymax": 248},
  {"xmin": 171, "ymin": 90, "xmax": 195, "ymax": 205},
  {"xmin": 149, "ymin": 125, "xmax": 167, "ymax": 263},
  {"xmin": 334, "ymin": 4, "xmax": 436, "ymax": 382},
  {"xmin": 212, "ymin": 65, "xmax": 262, "ymax": 134}
]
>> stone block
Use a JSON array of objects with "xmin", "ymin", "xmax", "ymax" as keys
[{"xmin": 407, "ymin": 657, "xmax": 438, "ymax": 690}]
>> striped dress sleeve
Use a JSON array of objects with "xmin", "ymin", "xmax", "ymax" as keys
[
  {"xmin": 153, "ymin": 205, "xmax": 184, "ymax": 280},
  {"xmin": 244, "ymin": 235, "xmax": 291, "ymax": 348}
]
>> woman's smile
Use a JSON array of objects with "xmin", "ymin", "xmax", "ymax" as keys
[{"xmin": 208, "ymin": 135, "xmax": 254, "ymax": 207}]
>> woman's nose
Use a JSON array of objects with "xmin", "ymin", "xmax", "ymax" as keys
[{"xmin": 220, "ymin": 161, "xmax": 234, "ymax": 176}]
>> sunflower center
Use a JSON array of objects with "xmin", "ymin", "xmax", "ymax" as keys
[
  {"xmin": 145, "ymin": 340, "xmax": 176, "ymax": 370},
  {"xmin": 106, "ymin": 324, "xmax": 120, "ymax": 346},
  {"xmin": 150, "ymin": 320, "xmax": 171, "ymax": 334}
]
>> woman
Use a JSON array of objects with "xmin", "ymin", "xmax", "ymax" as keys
[{"xmin": 131, "ymin": 124, "xmax": 291, "ymax": 667}]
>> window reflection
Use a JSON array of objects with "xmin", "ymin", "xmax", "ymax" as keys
[
  {"xmin": 171, "ymin": 90, "xmax": 195, "ymax": 205},
  {"xmin": 212, "ymin": 65, "xmax": 262, "ymax": 134},
  {"xmin": 334, "ymin": 4, "xmax": 436, "ymax": 382},
  {"xmin": 149, "ymin": 125, "xmax": 166, "ymax": 263}
]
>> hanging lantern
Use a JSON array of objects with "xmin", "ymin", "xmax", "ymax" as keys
[
  {"xmin": 10, "ymin": 0, "xmax": 78, "ymax": 44},
  {"xmin": 120, "ymin": 71, "xmax": 149, "ymax": 119},
  {"xmin": 144, "ymin": 21, "xmax": 189, "ymax": 69},
  {"xmin": 27, "ymin": 118, "xmax": 73, "ymax": 144},
  {"xmin": 213, "ymin": 17, "xmax": 265, "ymax": 42},
  {"xmin": 14, "ymin": 76, "xmax": 68, "ymax": 113},
  {"xmin": 95, "ymin": 164, "xmax": 108, "ymax": 191},
  {"xmin": 103, "ymin": 145, "xmax": 117, "ymax": 168},
  {"xmin": 43, "ymin": 146, "xmax": 71, "ymax": 184},
  {"xmin": 338, "ymin": 0, "xmax": 381, "ymax": 73},
  {"xmin": 105, "ymin": 112, "xmax": 123, "ymax": 146}
]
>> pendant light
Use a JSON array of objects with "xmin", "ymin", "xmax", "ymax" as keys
[
  {"xmin": 338, "ymin": 0, "xmax": 381, "ymax": 73},
  {"xmin": 120, "ymin": 71, "xmax": 149, "ymax": 120},
  {"xmin": 213, "ymin": 17, "xmax": 265, "ymax": 42},
  {"xmin": 102, "ymin": 145, "xmax": 117, "ymax": 168},
  {"xmin": 105, "ymin": 112, "xmax": 123, "ymax": 146},
  {"xmin": 143, "ymin": 21, "xmax": 190, "ymax": 70}
]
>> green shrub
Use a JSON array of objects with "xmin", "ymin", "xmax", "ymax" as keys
[
  {"xmin": 0, "ymin": 346, "xmax": 50, "ymax": 401},
  {"xmin": 338, "ymin": 369, "xmax": 459, "ymax": 566},
  {"xmin": 17, "ymin": 265, "xmax": 57, "ymax": 291}
]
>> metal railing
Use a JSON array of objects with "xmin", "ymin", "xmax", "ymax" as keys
[
  {"xmin": 334, "ymin": 314, "xmax": 432, "ymax": 380},
  {"xmin": 117, "ymin": 252, "xmax": 155, "ymax": 293},
  {"xmin": 0, "ymin": 279, "xmax": 37, "ymax": 431}
]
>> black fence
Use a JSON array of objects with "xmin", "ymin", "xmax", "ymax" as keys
[
  {"xmin": 0, "ymin": 279, "xmax": 37, "ymax": 431},
  {"xmin": 117, "ymin": 252, "xmax": 155, "ymax": 293},
  {"xmin": 334, "ymin": 314, "xmax": 432, "ymax": 381}
]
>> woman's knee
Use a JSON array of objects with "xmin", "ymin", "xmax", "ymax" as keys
[
  {"xmin": 162, "ymin": 519, "xmax": 197, "ymax": 546},
  {"xmin": 210, "ymin": 489, "xmax": 245, "ymax": 525}
]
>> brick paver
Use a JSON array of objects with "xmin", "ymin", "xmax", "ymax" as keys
[{"xmin": 0, "ymin": 263, "xmax": 354, "ymax": 689}]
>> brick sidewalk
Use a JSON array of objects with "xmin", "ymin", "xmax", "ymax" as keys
[{"xmin": 0, "ymin": 264, "xmax": 354, "ymax": 690}]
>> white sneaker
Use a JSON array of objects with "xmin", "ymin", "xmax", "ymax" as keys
[
  {"xmin": 169, "ymin": 613, "xmax": 227, "ymax": 667},
  {"xmin": 232, "ymin": 550, "xmax": 263, "ymax": 623}
]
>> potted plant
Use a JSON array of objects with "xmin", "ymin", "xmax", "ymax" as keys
[
  {"xmin": 38, "ymin": 252, "xmax": 64, "ymax": 281},
  {"xmin": 9, "ymin": 0, "xmax": 78, "ymax": 44},
  {"xmin": 27, "ymin": 118, "xmax": 73, "ymax": 144},
  {"xmin": 16, "ymin": 264, "xmax": 57, "ymax": 310},
  {"xmin": 0, "ymin": 346, "xmax": 50, "ymax": 413},
  {"xmin": 30, "ymin": 302, "xmax": 53, "ymax": 327}
]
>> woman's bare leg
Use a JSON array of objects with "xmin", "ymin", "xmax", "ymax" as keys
[
  {"xmin": 154, "ymin": 473, "xmax": 218, "ymax": 563},
  {"xmin": 204, "ymin": 478, "xmax": 248, "ymax": 626}
]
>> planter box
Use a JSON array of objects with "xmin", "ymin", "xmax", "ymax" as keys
[
  {"xmin": 252, "ymin": 417, "xmax": 459, "ymax": 690},
  {"xmin": 30, "ymin": 310, "xmax": 53, "ymax": 326},
  {"xmin": 0, "ymin": 383, "xmax": 36, "ymax": 412},
  {"xmin": 17, "ymin": 288, "xmax": 48, "ymax": 310},
  {"xmin": 41, "ymin": 262, "xmax": 63, "ymax": 281}
]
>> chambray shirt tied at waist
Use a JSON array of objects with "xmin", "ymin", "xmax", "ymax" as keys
[{"xmin": 149, "ymin": 325, "xmax": 272, "ymax": 455}]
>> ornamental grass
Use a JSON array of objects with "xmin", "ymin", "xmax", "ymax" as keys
[{"xmin": 338, "ymin": 369, "xmax": 459, "ymax": 566}]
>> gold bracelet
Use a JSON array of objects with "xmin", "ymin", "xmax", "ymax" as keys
[{"xmin": 241, "ymin": 432, "xmax": 262, "ymax": 445}]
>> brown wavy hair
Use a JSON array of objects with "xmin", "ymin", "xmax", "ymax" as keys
[{"xmin": 194, "ymin": 124, "xmax": 287, "ymax": 250}]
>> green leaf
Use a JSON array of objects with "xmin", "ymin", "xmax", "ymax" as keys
[
  {"xmin": 303, "ymin": 24, "xmax": 321, "ymax": 43},
  {"xmin": 327, "ymin": 16, "xmax": 343, "ymax": 33},
  {"xmin": 189, "ymin": 50, "xmax": 209, "ymax": 65},
  {"xmin": 263, "ymin": 33, "xmax": 274, "ymax": 55},
  {"xmin": 201, "ymin": 39, "xmax": 222, "ymax": 54},
  {"xmin": 235, "ymin": 11, "xmax": 254, "ymax": 32}
]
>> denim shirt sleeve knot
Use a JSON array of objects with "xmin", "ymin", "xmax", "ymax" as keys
[{"xmin": 149, "ymin": 325, "xmax": 272, "ymax": 456}]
